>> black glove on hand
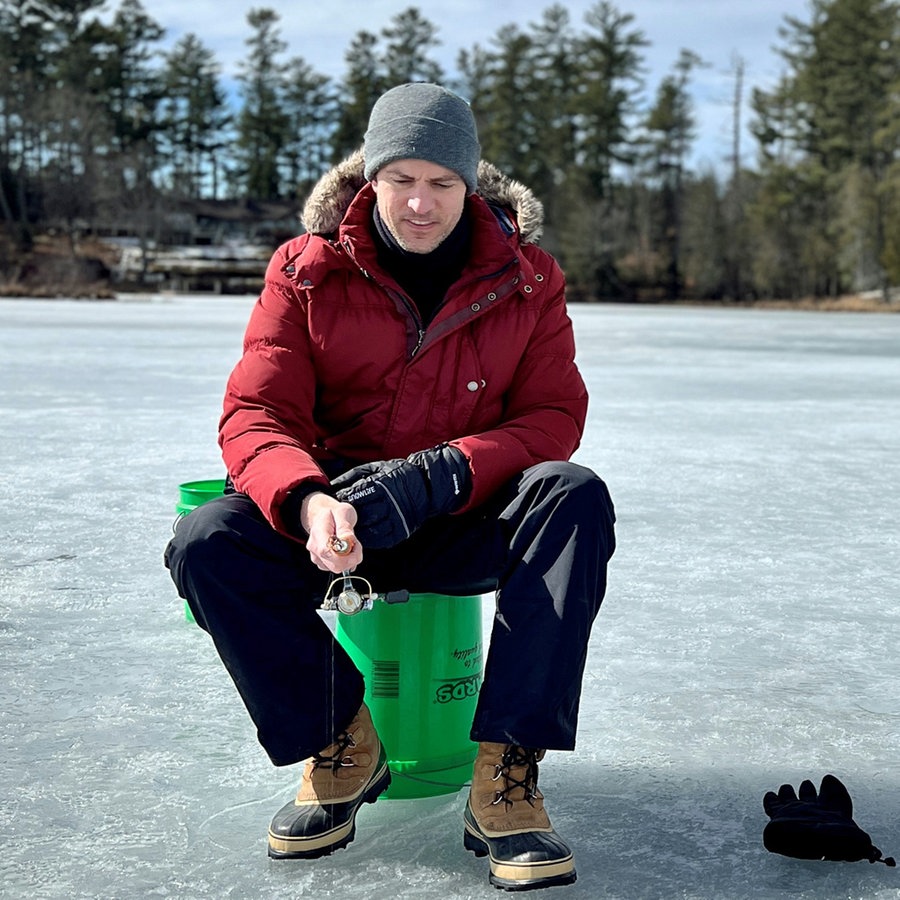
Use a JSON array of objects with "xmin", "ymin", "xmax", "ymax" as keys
[
  {"xmin": 763, "ymin": 774, "xmax": 895, "ymax": 865},
  {"xmin": 332, "ymin": 444, "xmax": 471, "ymax": 549}
]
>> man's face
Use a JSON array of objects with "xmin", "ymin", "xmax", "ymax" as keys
[{"xmin": 371, "ymin": 159, "xmax": 468, "ymax": 254}]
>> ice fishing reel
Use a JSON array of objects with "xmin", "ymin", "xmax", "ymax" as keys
[
  {"xmin": 321, "ymin": 575, "xmax": 375, "ymax": 615},
  {"xmin": 320, "ymin": 577, "xmax": 413, "ymax": 615},
  {"xmin": 319, "ymin": 536, "xmax": 370, "ymax": 615},
  {"xmin": 320, "ymin": 536, "xmax": 409, "ymax": 615}
]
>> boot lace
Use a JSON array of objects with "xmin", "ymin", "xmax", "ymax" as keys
[
  {"xmin": 311, "ymin": 730, "xmax": 357, "ymax": 771},
  {"xmin": 490, "ymin": 745, "xmax": 541, "ymax": 809}
]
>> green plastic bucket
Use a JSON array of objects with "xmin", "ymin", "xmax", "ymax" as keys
[
  {"xmin": 176, "ymin": 478, "xmax": 227, "ymax": 517},
  {"xmin": 336, "ymin": 592, "xmax": 483, "ymax": 800},
  {"xmin": 175, "ymin": 478, "xmax": 226, "ymax": 621}
]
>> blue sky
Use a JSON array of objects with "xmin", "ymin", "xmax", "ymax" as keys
[{"xmin": 136, "ymin": 0, "xmax": 814, "ymax": 171}]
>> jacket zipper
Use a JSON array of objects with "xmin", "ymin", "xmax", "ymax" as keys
[
  {"xmin": 352, "ymin": 252, "xmax": 423, "ymax": 358},
  {"xmin": 389, "ymin": 288, "xmax": 425, "ymax": 358},
  {"xmin": 352, "ymin": 251, "xmax": 517, "ymax": 360},
  {"xmin": 401, "ymin": 259, "xmax": 519, "ymax": 359}
]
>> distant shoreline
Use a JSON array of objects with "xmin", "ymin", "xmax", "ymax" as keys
[
  {"xmin": 2, "ymin": 290, "xmax": 898, "ymax": 313},
  {"xmin": 671, "ymin": 295, "xmax": 900, "ymax": 313}
]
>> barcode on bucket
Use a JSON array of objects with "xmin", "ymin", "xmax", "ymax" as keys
[{"xmin": 372, "ymin": 660, "xmax": 400, "ymax": 698}]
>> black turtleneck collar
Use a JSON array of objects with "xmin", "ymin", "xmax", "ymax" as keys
[{"xmin": 371, "ymin": 205, "xmax": 472, "ymax": 326}]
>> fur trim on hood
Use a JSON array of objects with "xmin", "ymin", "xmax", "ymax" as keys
[{"xmin": 300, "ymin": 148, "xmax": 544, "ymax": 244}]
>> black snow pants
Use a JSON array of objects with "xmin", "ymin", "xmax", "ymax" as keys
[{"xmin": 164, "ymin": 461, "xmax": 616, "ymax": 766}]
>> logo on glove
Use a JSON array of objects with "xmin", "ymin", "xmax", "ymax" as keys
[{"xmin": 346, "ymin": 484, "xmax": 377, "ymax": 503}]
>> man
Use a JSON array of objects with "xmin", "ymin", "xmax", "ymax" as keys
[{"xmin": 165, "ymin": 82, "xmax": 616, "ymax": 892}]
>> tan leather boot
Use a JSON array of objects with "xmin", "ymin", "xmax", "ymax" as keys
[
  {"xmin": 267, "ymin": 702, "xmax": 390, "ymax": 859},
  {"xmin": 464, "ymin": 742, "xmax": 576, "ymax": 890}
]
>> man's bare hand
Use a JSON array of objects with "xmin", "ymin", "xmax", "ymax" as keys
[{"xmin": 301, "ymin": 492, "xmax": 362, "ymax": 573}]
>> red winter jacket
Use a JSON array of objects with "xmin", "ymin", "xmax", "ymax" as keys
[{"xmin": 220, "ymin": 152, "xmax": 588, "ymax": 536}]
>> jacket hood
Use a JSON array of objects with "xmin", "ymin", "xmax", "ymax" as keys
[{"xmin": 300, "ymin": 148, "xmax": 544, "ymax": 244}]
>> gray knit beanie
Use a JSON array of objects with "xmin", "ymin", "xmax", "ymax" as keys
[{"xmin": 363, "ymin": 83, "xmax": 480, "ymax": 194}]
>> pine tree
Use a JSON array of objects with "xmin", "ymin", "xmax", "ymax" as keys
[
  {"xmin": 466, "ymin": 24, "xmax": 537, "ymax": 181},
  {"xmin": 102, "ymin": 0, "xmax": 165, "ymax": 155},
  {"xmin": 527, "ymin": 5, "xmax": 579, "ymax": 207},
  {"xmin": 235, "ymin": 7, "xmax": 288, "ymax": 199},
  {"xmin": 751, "ymin": 0, "xmax": 900, "ymax": 297},
  {"xmin": 574, "ymin": 1, "xmax": 647, "ymax": 198},
  {"xmin": 332, "ymin": 31, "xmax": 383, "ymax": 162},
  {"xmin": 380, "ymin": 7, "xmax": 444, "ymax": 87},
  {"xmin": 565, "ymin": 0, "xmax": 647, "ymax": 295},
  {"xmin": 281, "ymin": 58, "xmax": 334, "ymax": 200},
  {"xmin": 640, "ymin": 50, "xmax": 703, "ymax": 298},
  {"xmin": 161, "ymin": 34, "xmax": 231, "ymax": 200},
  {"xmin": 0, "ymin": 0, "xmax": 54, "ymax": 246}
]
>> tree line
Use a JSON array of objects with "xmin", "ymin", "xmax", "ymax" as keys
[{"xmin": 1, "ymin": 0, "xmax": 899, "ymax": 302}]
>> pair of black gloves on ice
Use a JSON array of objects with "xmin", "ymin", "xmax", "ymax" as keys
[
  {"xmin": 293, "ymin": 444, "xmax": 470, "ymax": 549},
  {"xmin": 763, "ymin": 774, "xmax": 895, "ymax": 867}
]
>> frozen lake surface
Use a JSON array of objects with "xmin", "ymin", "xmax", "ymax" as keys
[{"xmin": 1, "ymin": 296, "xmax": 899, "ymax": 899}]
